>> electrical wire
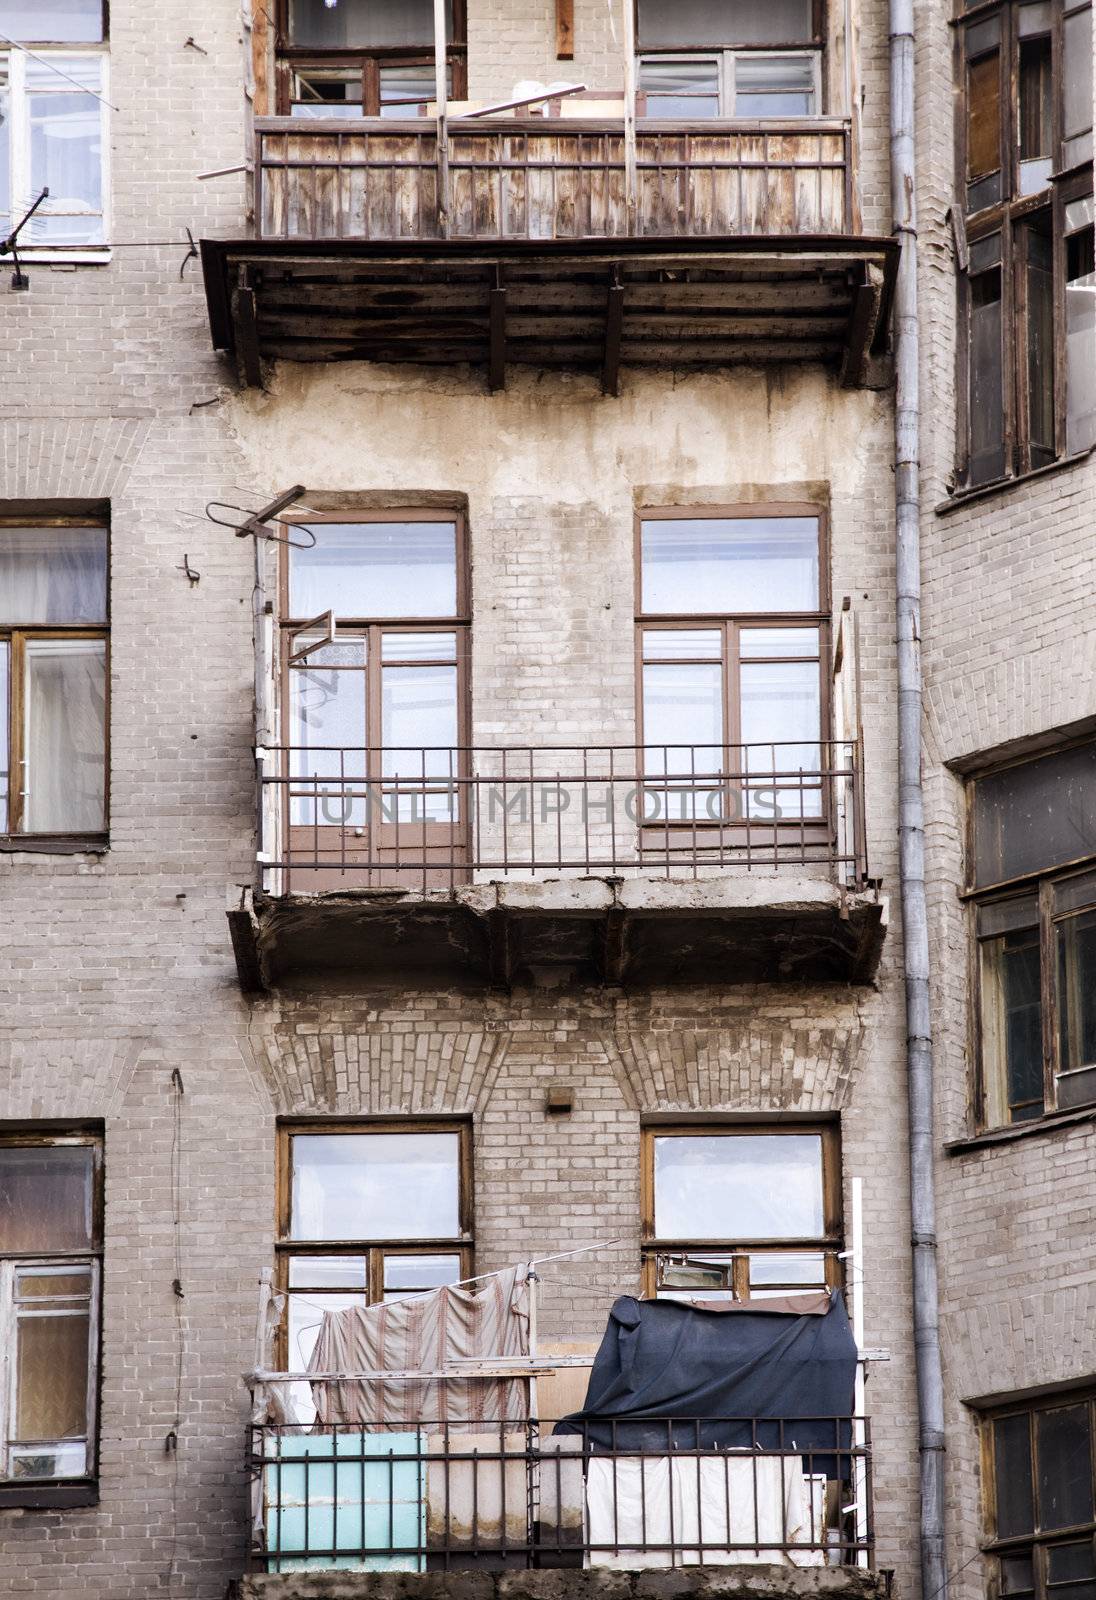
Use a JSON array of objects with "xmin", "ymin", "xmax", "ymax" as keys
[{"xmin": 0, "ymin": 31, "xmax": 120, "ymax": 109}]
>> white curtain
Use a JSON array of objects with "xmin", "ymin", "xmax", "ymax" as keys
[{"xmin": 24, "ymin": 637, "xmax": 106, "ymax": 833}]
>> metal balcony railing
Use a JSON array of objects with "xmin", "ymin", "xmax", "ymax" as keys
[
  {"xmin": 254, "ymin": 116, "xmax": 855, "ymax": 244},
  {"xmin": 248, "ymin": 1415, "xmax": 873, "ymax": 1573},
  {"xmin": 256, "ymin": 740, "xmax": 868, "ymax": 894}
]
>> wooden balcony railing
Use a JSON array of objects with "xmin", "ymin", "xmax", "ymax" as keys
[{"xmin": 254, "ymin": 116, "xmax": 855, "ymax": 244}]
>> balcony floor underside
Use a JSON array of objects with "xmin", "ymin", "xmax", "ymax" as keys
[
  {"xmin": 238, "ymin": 1564, "xmax": 888, "ymax": 1600},
  {"xmin": 201, "ymin": 235, "xmax": 896, "ymax": 390},
  {"xmin": 227, "ymin": 876, "xmax": 887, "ymax": 991}
]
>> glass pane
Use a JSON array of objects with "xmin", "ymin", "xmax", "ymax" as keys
[
  {"xmin": 9, "ymin": 1442, "xmax": 86, "ymax": 1479},
  {"xmin": 740, "ymin": 627, "xmax": 818, "ymax": 658},
  {"xmin": 0, "ymin": 65, "xmax": 10, "ymax": 231},
  {"xmin": 970, "ymin": 263, "xmax": 1006, "ymax": 483},
  {"xmin": 653, "ymin": 1133, "xmax": 825, "ymax": 1240},
  {"xmin": 380, "ymin": 64, "xmax": 443, "ymax": 114},
  {"xmin": 639, "ymin": 57, "xmax": 720, "ymax": 118},
  {"xmin": 1025, "ymin": 219, "xmax": 1056, "ymax": 463},
  {"xmin": 291, "ymin": 70, "xmax": 364, "ymax": 117},
  {"xmin": 1066, "ymin": 224, "xmax": 1096, "ymax": 455},
  {"xmin": 0, "ymin": 527, "xmax": 107, "ymax": 624},
  {"xmin": 0, "ymin": 640, "xmax": 8, "ymax": 833},
  {"xmin": 3, "ymin": 1, "xmax": 102, "ymax": 41},
  {"xmin": 15, "ymin": 1312, "xmax": 90, "ymax": 1441},
  {"xmin": 994, "ymin": 1414, "xmax": 1035, "ymax": 1537},
  {"xmin": 1036, "ymin": 1405, "xmax": 1093, "ymax": 1529},
  {"xmin": 1063, "ymin": 9, "xmax": 1094, "ymax": 140},
  {"xmin": 980, "ymin": 926, "xmax": 1045, "ymax": 1124},
  {"xmin": 26, "ymin": 58, "xmax": 104, "ymax": 247},
  {"xmin": 641, "ymin": 516, "xmax": 819, "ymax": 612},
  {"xmin": 23, "ymin": 637, "xmax": 107, "ymax": 834},
  {"xmin": 0, "ymin": 1145, "xmax": 95, "ymax": 1251},
  {"xmin": 1047, "ymin": 1542, "xmax": 1096, "ymax": 1597},
  {"xmin": 973, "ymin": 743, "xmax": 1096, "ymax": 887},
  {"xmin": 638, "ymin": 0, "xmax": 813, "ymax": 47},
  {"xmin": 15, "ymin": 1267, "xmax": 93, "ymax": 1300},
  {"xmin": 657, "ymin": 1250, "xmax": 737, "ymax": 1299},
  {"xmin": 289, "ymin": 1131, "xmax": 461, "ymax": 1241},
  {"xmin": 288, "ymin": 641, "xmax": 366, "ymax": 828},
  {"xmin": 1000, "ymin": 1555, "xmax": 1036, "ymax": 1597},
  {"xmin": 289, "ymin": 522, "xmax": 458, "ymax": 619},
  {"xmin": 748, "ymin": 1251, "xmax": 826, "ymax": 1285},
  {"xmin": 288, "ymin": 0, "xmax": 452, "ymax": 47},
  {"xmin": 286, "ymin": 1289, "xmax": 366, "ymax": 1424},
  {"xmin": 740, "ymin": 660, "xmax": 821, "ymax": 821},
  {"xmin": 642, "ymin": 662, "xmax": 723, "ymax": 819},
  {"xmin": 382, "ymin": 1253, "xmax": 462, "ymax": 1290},
  {"xmin": 733, "ymin": 55, "xmax": 816, "ymax": 116},
  {"xmin": 381, "ymin": 665, "xmax": 458, "ymax": 821},
  {"xmin": 1057, "ymin": 907, "xmax": 1096, "ymax": 1105},
  {"xmin": 287, "ymin": 1256, "xmax": 369, "ymax": 1289},
  {"xmin": 1018, "ymin": 35, "xmax": 1053, "ymax": 194},
  {"xmin": 967, "ymin": 51, "xmax": 1002, "ymax": 182},
  {"xmin": 643, "ymin": 629, "xmax": 723, "ymax": 660},
  {"xmin": 381, "ymin": 631, "xmax": 457, "ymax": 661}
]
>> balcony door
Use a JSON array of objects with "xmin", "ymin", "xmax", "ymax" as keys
[{"xmin": 281, "ymin": 513, "xmax": 469, "ymax": 890}]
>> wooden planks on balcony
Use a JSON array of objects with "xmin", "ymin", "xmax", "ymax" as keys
[{"xmin": 254, "ymin": 117, "xmax": 854, "ymax": 244}]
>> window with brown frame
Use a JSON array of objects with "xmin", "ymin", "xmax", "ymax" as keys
[
  {"xmin": 0, "ymin": 1131, "xmax": 103, "ymax": 1499},
  {"xmin": 0, "ymin": 518, "xmax": 109, "ymax": 843},
  {"xmin": 280, "ymin": 511, "xmax": 469, "ymax": 877},
  {"xmin": 640, "ymin": 1124, "xmax": 842, "ymax": 1302},
  {"xmin": 982, "ymin": 1388, "xmax": 1096, "ymax": 1600},
  {"xmin": 636, "ymin": 508, "xmax": 828, "ymax": 831},
  {"xmin": 274, "ymin": 0, "xmax": 466, "ymax": 117},
  {"xmin": 969, "ymin": 740, "xmax": 1096, "ymax": 1129},
  {"xmin": 636, "ymin": 0, "xmax": 824, "ymax": 118},
  {"xmin": 957, "ymin": 0, "xmax": 1095, "ymax": 485},
  {"xmin": 275, "ymin": 1121, "xmax": 473, "ymax": 1416}
]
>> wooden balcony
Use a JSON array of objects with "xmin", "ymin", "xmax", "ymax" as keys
[{"xmin": 200, "ymin": 115, "xmax": 896, "ymax": 388}]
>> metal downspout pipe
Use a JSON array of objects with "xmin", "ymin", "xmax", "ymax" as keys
[{"xmin": 889, "ymin": 0, "xmax": 949, "ymax": 1596}]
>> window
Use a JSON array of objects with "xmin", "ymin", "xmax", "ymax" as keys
[
  {"xmin": 970, "ymin": 741, "xmax": 1096, "ymax": 1128},
  {"xmin": 640, "ymin": 1125, "xmax": 841, "ymax": 1301},
  {"xmin": 983, "ymin": 1391, "xmax": 1096, "ymax": 1600},
  {"xmin": 275, "ymin": 0, "xmax": 466, "ymax": 117},
  {"xmin": 0, "ymin": 2, "xmax": 108, "ymax": 251},
  {"xmin": 280, "ymin": 512, "xmax": 468, "ymax": 878},
  {"xmin": 958, "ymin": 0, "xmax": 1094, "ymax": 483},
  {"xmin": 637, "ymin": 0, "xmax": 822, "ymax": 118},
  {"xmin": 276, "ymin": 1123, "xmax": 471, "ymax": 1415},
  {"xmin": 0, "ymin": 519, "xmax": 109, "ymax": 842},
  {"xmin": 0, "ymin": 1133, "xmax": 102, "ymax": 1494},
  {"xmin": 636, "ymin": 509, "xmax": 827, "ymax": 829}
]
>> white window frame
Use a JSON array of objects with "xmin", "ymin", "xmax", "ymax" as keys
[
  {"xmin": 639, "ymin": 49, "xmax": 823, "ymax": 118},
  {"xmin": 0, "ymin": 1258, "xmax": 100, "ymax": 1483},
  {"xmin": 0, "ymin": 46, "xmax": 111, "ymax": 262}
]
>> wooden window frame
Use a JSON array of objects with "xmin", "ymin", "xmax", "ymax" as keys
[
  {"xmin": 633, "ymin": 504, "xmax": 831, "ymax": 835},
  {"xmin": 0, "ymin": 1130, "xmax": 103, "ymax": 1505},
  {"xmin": 0, "ymin": 515, "xmax": 110, "ymax": 849},
  {"xmin": 954, "ymin": 0, "xmax": 1094, "ymax": 485},
  {"xmin": 274, "ymin": 1118, "xmax": 474, "ymax": 1367},
  {"xmin": 634, "ymin": 0, "xmax": 826, "ymax": 116},
  {"xmin": 979, "ymin": 1387, "xmax": 1096, "ymax": 1595},
  {"xmin": 639, "ymin": 1121, "xmax": 843, "ymax": 1303},
  {"xmin": 966, "ymin": 742, "xmax": 1096, "ymax": 1131},
  {"xmin": 273, "ymin": 0, "xmax": 467, "ymax": 116}
]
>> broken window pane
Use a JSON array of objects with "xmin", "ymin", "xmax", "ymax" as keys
[
  {"xmin": 733, "ymin": 54, "xmax": 816, "ymax": 115},
  {"xmin": 4, "ymin": 0, "xmax": 103, "ymax": 42},
  {"xmin": 0, "ymin": 1146, "xmax": 95, "ymax": 1253},
  {"xmin": 972, "ymin": 742, "xmax": 1096, "ymax": 886},
  {"xmin": 979, "ymin": 898, "xmax": 1044, "ymax": 1125},
  {"xmin": 1035, "ymin": 1405, "xmax": 1093, "ymax": 1529},
  {"xmin": 0, "ymin": 526, "xmax": 107, "ymax": 625},
  {"xmin": 640, "ymin": 517, "xmax": 819, "ymax": 612},
  {"xmin": 23, "ymin": 637, "xmax": 107, "ymax": 834},
  {"xmin": 289, "ymin": 1131, "xmax": 461, "ymax": 1241},
  {"xmin": 638, "ymin": 0, "xmax": 813, "ymax": 47},
  {"xmin": 289, "ymin": 521, "xmax": 458, "ymax": 619},
  {"xmin": 1065, "ymin": 206, "xmax": 1096, "ymax": 455},
  {"xmin": 969, "ymin": 261, "xmax": 1006, "ymax": 483},
  {"xmin": 287, "ymin": 0, "xmax": 451, "ymax": 48},
  {"xmin": 1023, "ymin": 216, "xmax": 1055, "ymax": 465},
  {"xmin": 290, "ymin": 69, "xmax": 364, "ymax": 118},
  {"xmin": 994, "ymin": 1414, "xmax": 1035, "ymax": 1537},
  {"xmin": 1056, "ymin": 906, "xmax": 1096, "ymax": 1107},
  {"xmin": 653, "ymin": 1133, "xmax": 824, "ymax": 1240},
  {"xmin": 639, "ymin": 57, "xmax": 721, "ymax": 118}
]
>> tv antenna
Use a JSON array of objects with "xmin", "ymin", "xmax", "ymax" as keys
[
  {"xmin": 203, "ymin": 485, "xmax": 318, "ymax": 549},
  {"xmin": 2, "ymin": 189, "xmax": 49, "ymax": 291}
]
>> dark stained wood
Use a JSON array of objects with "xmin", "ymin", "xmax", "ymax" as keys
[
  {"xmin": 602, "ymin": 268, "xmax": 624, "ymax": 395},
  {"xmin": 489, "ymin": 275, "xmax": 506, "ymax": 391},
  {"xmin": 556, "ymin": 0, "xmax": 574, "ymax": 59},
  {"xmin": 232, "ymin": 273, "xmax": 263, "ymax": 388},
  {"xmin": 839, "ymin": 262, "xmax": 884, "ymax": 387}
]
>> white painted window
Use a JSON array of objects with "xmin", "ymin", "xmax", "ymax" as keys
[{"xmin": 0, "ymin": 49, "xmax": 110, "ymax": 253}]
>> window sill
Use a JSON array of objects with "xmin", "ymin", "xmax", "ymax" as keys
[
  {"xmin": 0, "ymin": 1481, "xmax": 99, "ymax": 1510},
  {"xmin": 0, "ymin": 835, "xmax": 109, "ymax": 856},
  {"xmin": 945, "ymin": 1103, "xmax": 1096, "ymax": 1155},
  {"xmin": 13, "ymin": 250, "xmax": 112, "ymax": 268},
  {"xmin": 936, "ymin": 446, "xmax": 1096, "ymax": 515}
]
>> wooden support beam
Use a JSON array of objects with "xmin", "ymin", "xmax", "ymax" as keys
[
  {"xmin": 487, "ymin": 906, "xmax": 511, "ymax": 988},
  {"xmin": 489, "ymin": 273, "xmax": 507, "ymax": 391},
  {"xmin": 556, "ymin": 0, "xmax": 574, "ymax": 59},
  {"xmin": 231, "ymin": 269, "xmax": 263, "ymax": 388},
  {"xmin": 603, "ymin": 907, "xmax": 628, "ymax": 984},
  {"xmin": 602, "ymin": 268, "xmax": 624, "ymax": 395},
  {"xmin": 839, "ymin": 262, "xmax": 883, "ymax": 388}
]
